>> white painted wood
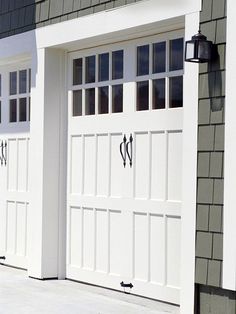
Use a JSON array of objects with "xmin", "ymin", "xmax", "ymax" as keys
[
  {"xmin": 167, "ymin": 132, "xmax": 182, "ymax": 201},
  {"xmin": 180, "ymin": 12, "xmax": 199, "ymax": 314},
  {"xmin": 0, "ymin": 63, "xmax": 30, "ymax": 270},
  {"xmin": 223, "ymin": 0, "xmax": 236, "ymax": 291},
  {"xmin": 35, "ymin": 0, "xmax": 200, "ymax": 50},
  {"xmin": 28, "ymin": 48, "xmax": 66, "ymax": 279},
  {"xmin": 0, "ymin": 0, "xmax": 200, "ymax": 309},
  {"xmin": 67, "ymin": 32, "xmax": 183, "ymax": 305}
]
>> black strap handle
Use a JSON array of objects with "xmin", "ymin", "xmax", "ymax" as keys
[
  {"xmin": 119, "ymin": 135, "xmax": 127, "ymax": 168},
  {"xmin": 126, "ymin": 134, "xmax": 133, "ymax": 167},
  {"xmin": 2, "ymin": 141, "xmax": 7, "ymax": 166},
  {"xmin": 0, "ymin": 141, "xmax": 3, "ymax": 166}
]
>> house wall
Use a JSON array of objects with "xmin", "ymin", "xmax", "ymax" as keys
[
  {"xmin": 0, "ymin": 0, "xmax": 142, "ymax": 39},
  {"xmin": 195, "ymin": 0, "xmax": 236, "ymax": 312}
]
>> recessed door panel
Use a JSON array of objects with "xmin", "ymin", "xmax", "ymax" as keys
[
  {"xmin": 83, "ymin": 136, "xmax": 96, "ymax": 196},
  {"xmin": 96, "ymin": 135, "xmax": 109, "ymax": 197}
]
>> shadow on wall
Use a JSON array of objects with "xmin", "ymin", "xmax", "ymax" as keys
[{"xmin": 208, "ymin": 45, "xmax": 224, "ymax": 112}]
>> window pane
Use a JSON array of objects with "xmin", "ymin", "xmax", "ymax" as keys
[
  {"xmin": 0, "ymin": 74, "xmax": 1, "ymax": 97},
  {"xmin": 112, "ymin": 50, "xmax": 123, "ymax": 80},
  {"xmin": 28, "ymin": 69, "xmax": 31, "ymax": 93},
  {"xmin": 99, "ymin": 53, "xmax": 109, "ymax": 82},
  {"xmin": 112, "ymin": 84, "xmax": 123, "ymax": 113},
  {"xmin": 169, "ymin": 38, "xmax": 184, "ymax": 71},
  {"xmin": 153, "ymin": 42, "xmax": 166, "ymax": 73},
  {"xmin": 73, "ymin": 90, "xmax": 82, "ymax": 116},
  {"xmin": 137, "ymin": 45, "xmax": 149, "ymax": 76},
  {"xmin": 19, "ymin": 70, "xmax": 27, "ymax": 94},
  {"xmin": 137, "ymin": 81, "xmax": 149, "ymax": 111},
  {"xmin": 98, "ymin": 86, "xmax": 109, "ymax": 114},
  {"xmin": 153, "ymin": 79, "xmax": 165, "ymax": 109},
  {"xmin": 169, "ymin": 76, "xmax": 183, "ymax": 108},
  {"xmin": 9, "ymin": 99, "xmax": 17, "ymax": 122},
  {"xmin": 10, "ymin": 72, "xmax": 17, "ymax": 95},
  {"xmin": 19, "ymin": 98, "xmax": 27, "ymax": 121},
  {"xmin": 73, "ymin": 58, "xmax": 83, "ymax": 85},
  {"xmin": 85, "ymin": 56, "xmax": 96, "ymax": 83},
  {"xmin": 29, "ymin": 97, "xmax": 31, "ymax": 121},
  {"xmin": 85, "ymin": 88, "xmax": 95, "ymax": 115}
]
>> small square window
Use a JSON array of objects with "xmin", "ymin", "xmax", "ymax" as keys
[
  {"xmin": 153, "ymin": 79, "xmax": 165, "ymax": 109},
  {"xmin": 73, "ymin": 90, "xmax": 82, "ymax": 116},
  {"xmin": 85, "ymin": 88, "xmax": 95, "ymax": 115},
  {"xmin": 153, "ymin": 42, "xmax": 166, "ymax": 74},
  {"xmin": 9, "ymin": 99, "xmax": 17, "ymax": 122},
  {"xmin": 169, "ymin": 38, "xmax": 184, "ymax": 71},
  {"xmin": 99, "ymin": 53, "xmax": 109, "ymax": 82},
  {"xmin": 28, "ymin": 97, "xmax": 31, "ymax": 121},
  {"xmin": 137, "ymin": 81, "xmax": 149, "ymax": 111},
  {"xmin": 169, "ymin": 76, "xmax": 183, "ymax": 108},
  {"xmin": 112, "ymin": 50, "xmax": 123, "ymax": 80},
  {"xmin": 137, "ymin": 45, "xmax": 149, "ymax": 76},
  {"xmin": 10, "ymin": 72, "xmax": 17, "ymax": 95},
  {"xmin": 73, "ymin": 58, "xmax": 83, "ymax": 85},
  {"xmin": 98, "ymin": 86, "xmax": 109, "ymax": 114},
  {"xmin": 19, "ymin": 98, "xmax": 27, "ymax": 121},
  {"xmin": 112, "ymin": 85, "xmax": 123, "ymax": 113},
  {"xmin": 85, "ymin": 56, "xmax": 96, "ymax": 84},
  {"xmin": 19, "ymin": 70, "xmax": 27, "ymax": 94}
]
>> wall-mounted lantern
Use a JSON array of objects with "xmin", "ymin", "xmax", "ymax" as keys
[{"xmin": 185, "ymin": 30, "xmax": 213, "ymax": 63}]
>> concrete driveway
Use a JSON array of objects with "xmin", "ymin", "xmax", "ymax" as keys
[{"xmin": 0, "ymin": 265, "xmax": 180, "ymax": 314}]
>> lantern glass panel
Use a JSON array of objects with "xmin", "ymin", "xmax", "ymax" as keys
[
  {"xmin": 198, "ymin": 41, "xmax": 211, "ymax": 60},
  {"xmin": 186, "ymin": 41, "xmax": 195, "ymax": 60}
]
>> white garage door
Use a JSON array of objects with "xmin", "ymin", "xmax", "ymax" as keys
[
  {"xmin": 0, "ymin": 66, "xmax": 31, "ymax": 269},
  {"xmin": 67, "ymin": 31, "xmax": 183, "ymax": 304}
]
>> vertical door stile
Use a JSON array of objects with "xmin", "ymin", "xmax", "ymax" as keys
[
  {"xmin": 164, "ymin": 213, "xmax": 168, "ymax": 286},
  {"xmin": 93, "ymin": 207, "xmax": 96, "ymax": 272},
  {"xmin": 94, "ymin": 134, "xmax": 98, "ymax": 196},
  {"xmin": 108, "ymin": 133, "xmax": 112, "ymax": 198},
  {"xmin": 147, "ymin": 212, "xmax": 151, "ymax": 283},
  {"xmin": 107, "ymin": 209, "xmax": 110, "ymax": 274},
  {"xmin": 148, "ymin": 131, "xmax": 152, "ymax": 200},
  {"xmin": 81, "ymin": 134, "xmax": 85, "ymax": 196}
]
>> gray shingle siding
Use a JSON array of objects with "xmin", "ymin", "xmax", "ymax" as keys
[
  {"xmin": 0, "ymin": 0, "xmax": 141, "ymax": 39},
  {"xmin": 195, "ymin": 0, "xmax": 236, "ymax": 312},
  {"xmin": 196, "ymin": 0, "xmax": 226, "ymax": 289}
]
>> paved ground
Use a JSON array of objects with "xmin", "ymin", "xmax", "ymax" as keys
[{"xmin": 0, "ymin": 265, "xmax": 180, "ymax": 314}]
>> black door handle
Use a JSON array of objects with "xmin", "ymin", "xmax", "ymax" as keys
[
  {"xmin": 119, "ymin": 135, "xmax": 127, "ymax": 168},
  {"xmin": 2, "ymin": 141, "xmax": 7, "ymax": 166},
  {"xmin": 120, "ymin": 281, "xmax": 133, "ymax": 289},
  {"xmin": 126, "ymin": 134, "xmax": 133, "ymax": 167},
  {"xmin": 0, "ymin": 141, "xmax": 3, "ymax": 166}
]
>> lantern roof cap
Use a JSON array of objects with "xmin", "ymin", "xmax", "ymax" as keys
[{"xmin": 191, "ymin": 30, "xmax": 207, "ymax": 41}]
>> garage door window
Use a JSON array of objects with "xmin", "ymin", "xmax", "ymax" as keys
[
  {"xmin": 72, "ymin": 50, "xmax": 124, "ymax": 116},
  {"xmin": 9, "ymin": 69, "xmax": 31, "ymax": 123},
  {"xmin": 136, "ymin": 37, "xmax": 184, "ymax": 111}
]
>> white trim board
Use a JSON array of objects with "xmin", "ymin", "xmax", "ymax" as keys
[
  {"xmin": 223, "ymin": 0, "xmax": 236, "ymax": 291},
  {"xmin": 0, "ymin": 0, "xmax": 201, "ymax": 60},
  {"xmin": 35, "ymin": 0, "xmax": 200, "ymax": 50}
]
